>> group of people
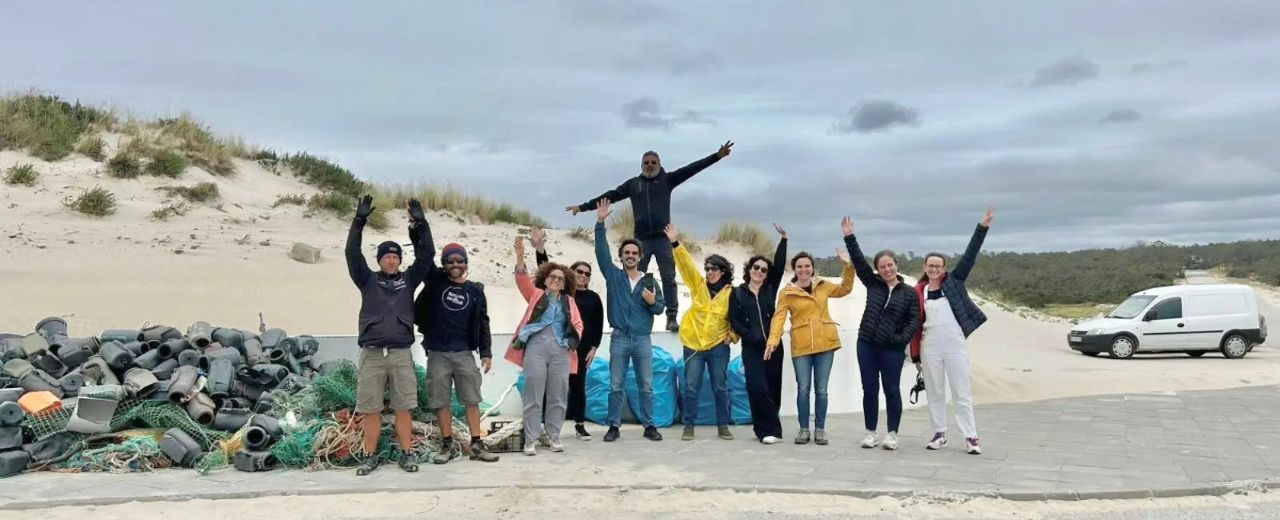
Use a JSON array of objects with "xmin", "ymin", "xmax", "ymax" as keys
[{"xmin": 344, "ymin": 141, "xmax": 995, "ymax": 474}]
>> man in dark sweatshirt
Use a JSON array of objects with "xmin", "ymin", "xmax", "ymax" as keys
[
  {"xmin": 566, "ymin": 140, "xmax": 734, "ymax": 332},
  {"xmin": 410, "ymin": 229, "xmax": 500, "ymax": 464},
  {"xmin": 345, "ymin": 195, "xmax": 433, "ymax": 476}
]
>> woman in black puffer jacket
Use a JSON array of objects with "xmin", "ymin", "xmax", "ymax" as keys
[{"xmin": 727, "ymin": 223, "xmax": 788, "ymax": 444}]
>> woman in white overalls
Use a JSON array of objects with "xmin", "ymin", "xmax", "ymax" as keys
[{"xmin": 908, "ymin": 207, "xmax": 994, "ymax": 455}]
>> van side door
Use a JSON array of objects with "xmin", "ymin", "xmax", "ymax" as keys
[
  {"xmin": 1138, "ymin": 297, "xmax": 1187, "ymax": 351},
  {"xmin": 1183, "ymin": 293, "xmax": 1251, "ymax": 350}
]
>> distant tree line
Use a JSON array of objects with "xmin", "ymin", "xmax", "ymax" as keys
[{"xmin": 810, "ymin": 239, "xmax": 1280, "ymax": 308}]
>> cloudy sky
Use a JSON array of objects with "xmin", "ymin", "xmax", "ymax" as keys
[{"xmin": 3, "ymin": 0, "xmax": 1279, "ymax": 255}]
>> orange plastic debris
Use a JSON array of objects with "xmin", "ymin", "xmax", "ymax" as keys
[{"xmin": 17, "ymin": 391, "xmax": 61, "ymax": 414}]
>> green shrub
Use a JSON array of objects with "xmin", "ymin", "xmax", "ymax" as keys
[
  {"xmin": 146, "ymin": 148, "xmax": 189, "ymax": 178},
  {"xmin": 0, "ymin": 94, "xmax": 112, "ymax": 161},
  {"xmin": 76, "ymin": 134, "xmax": 107, "ymax": 161},
  {"xmin": 158, "ymin": 182, "xmax": 219, "ymax": 203},
  {"xmin": 63, "ymin": 185, "xmax": 117, "ymax": 217},
  {"xmin": 4, "ymin": 164, "xmax": 39, "ymax": 187},
  {"xmin": 107, "ymin": 151, "xmax": 141, "ymax": 179}
]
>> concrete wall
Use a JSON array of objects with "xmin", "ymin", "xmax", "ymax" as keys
[{"xmin": 313, "ymin": 330, "xmax": 926, "ymax": 423}]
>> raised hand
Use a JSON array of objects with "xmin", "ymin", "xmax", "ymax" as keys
[
  {"xmin": 595, "ymin": 199, "xmax": 611, "ymax": 222},
  {"xmin": 513, "ymin": 235, "xmax": 525, "ymax": 257},
  {"xmin": 530, "ymin": 227, "xmax": 545, "ymax": 251},
  {"xmin": 841, "ymin": 215, "xmax": 854, "ymax": 237},
  {"xmin": 565, "ymin": 205, "xmax": 580, "ymax": 216},
  {"xmin": 355, "ymin": 195, "xmax": 374, "ymax": 219},
  {"xmin": 773, "ymin": 222, "xmax": 787, "ymax": 239},
  {"xmin": 836, "ymin": 247, "xmax": 851, "ymax": 265},
  {"xmin": 664, "ymin": 223, "xmax": 679, "ymax": 242},
  {"xmin": 406, "ymin": 197, "xmax": 426, "ymax": 222},
  {"xmin": 980, "ymin": 206, "xmax": 994, "ymax": 227},
  {"xmin": 716, "ymin": 140, "xmax": 734, "ymax": 158}
]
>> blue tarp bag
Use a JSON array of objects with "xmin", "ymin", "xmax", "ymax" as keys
[
  {"xmin": 583, "ymin": 356, "xmax": 611, "ymax": 424},
  {"xmin": 673, "ymin": 354, "xmax": 754, "ymax": 425}
]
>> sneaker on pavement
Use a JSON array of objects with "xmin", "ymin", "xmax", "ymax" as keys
[
  {"xmin": 966, "ymin": 437, "xmax": 981, "ymax": 454},
  {"xmin": 860, "ymin": 431, "xmax": 879, "ymax": 448},
  {"xmin": 882, "ymin": 431, "xmax": 899, "ymax": 450},
  {"xmin": 538, "ymin": 430, "xmax": 552, "ymax": 447},
  {"xmin": 604, "ymin": 426, "xmax": 620, "ymax": 442},
  {"xmin": 927, "ymin": 432, "xmax": 947, "ymax": 450},
  {"xmin": 682, "ymin": 426, "xmax": 695, "ymax": 441},
  {"xmin": 761, "ymin": 436, "xmax": 781, "ymax": 445},
  {"xmin": 523, "ymin": 442, "xmax": 537, "ymax": 456},
  {"xmin": 717, "ymin": 425, "xmax": 734, "ymax": 440},
  {"xmin": 549, "ymin": 439, "xmax": 564, "ymax": 452},
  {"xmin": 434, "ymin": 442, "xmax": 460, "ymax": 465},
  {"xmin": 643, "ymin": 425, "xmax": 663, "ymax": 441},
  {"xmin": 795, "ymin": 428, "xmax": 811, "ymax": 445},
  {"xmin": 575, "ymin": 423, "xmax": 592, "ymax": 441},
  {"xmin": 469, "ymin": 440, "xmax": 499, "ymax": 462},
  {"xmin": 814, "ymin": 429, "xmax": 828, "ymax": 445}
]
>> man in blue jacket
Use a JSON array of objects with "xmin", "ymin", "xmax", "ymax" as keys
[
  {"xmin": 345, "ymin": 195, "xmax": 432, "ymax": 475},
  {"xmin": 593, "ymin": 199, "xmax": 666, "ymax": 442},
  {"xmin": 568, "ymin": 141, "xmax": 734, "ymax": 333}
]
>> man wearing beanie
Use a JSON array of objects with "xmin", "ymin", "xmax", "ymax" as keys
[
  {"xmin": 345, "ymin": 195, "xmax": 434, "ymax": 476},
  {"xmin": 412, "ymin": 231, "xmax": 500, "ymax": 464},
  {"xmin": 566, "ymin": 140, "xmax": 734, "ymax": 333}
]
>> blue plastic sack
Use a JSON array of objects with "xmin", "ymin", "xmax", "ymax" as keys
[
  {"xmin": 674, "ymin": 354, "xmax": 753, "ymax": 425},
  {"xmin": 583, "ymin": 356, "xmax": 611, "ymax": 425}
]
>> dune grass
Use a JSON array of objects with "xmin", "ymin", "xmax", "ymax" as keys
[
  {"xmin": 0, "ymin": 93, "xmax": 113, "ymax": 161},
  {"xmin": 567, "ymin": 226, "xmax": 592, "ymax": 243},
  {"xmin": 4, "ymin": 164, "xmax": 39, "ymax": 187},
  {"xmin": 157, "ymin": 182, "xmax": 219, "ymax": 203},
  {"xmin": 371, "ymin": 180, "xmax": 550, "ymax": 229},
  {"xmin": 63, "ymin": 185, "xmax": 117, "ymax": 217},
  {"xmin": 714, "ymin": 220, "xmax": 775, "ymax": 257}
]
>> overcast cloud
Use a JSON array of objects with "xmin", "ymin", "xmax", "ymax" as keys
[{"xmin": 2, "ymin": 0, "xmax": 1278, "ymax": 256}]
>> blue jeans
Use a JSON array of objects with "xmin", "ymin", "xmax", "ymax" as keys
[
  {"xmin": 857, "ymin": 339, "xmax": 906, "ymax": 432},
  {"xmin": 681, "ymin": 343, "xmax": 731, "ymax": 426},
  {"xmin": 792, "ymin": 349, "xmax": 835, "ymax": 430},
  {"xmin": 608, "ymin": 332, "xmax": 654, "ymax": 427}
]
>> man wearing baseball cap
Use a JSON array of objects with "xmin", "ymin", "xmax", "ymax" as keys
[{"xmin": 412, "ymin": 231, "xmax": 500, "ymax": 464}]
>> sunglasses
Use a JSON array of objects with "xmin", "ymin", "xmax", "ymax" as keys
[
  {"xmin": 751, "ymin": 264, "xmax": 769, "ymax": 273},
  {"xmin": 575, "ymin": 269, "xmax": 591, "ymax": 277},
  {"xmin": 547, "ymin": 273, "xmax": 565, "ymax": 282},
  {"xmin": 705, "ymin": 265, "xmax": 722, "ymax": 272},
  {"xmin": 444, "ymin": 257, "xmax": 466, "ymax": 265},
  {"xmin": 643, "ymin": 160, "xmax": 658, "ymax": 165}
]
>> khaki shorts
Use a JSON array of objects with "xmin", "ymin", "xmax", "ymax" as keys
[
  {"xmin": 355, "ymin": 348, "xmax": 418, "ymax": 413},
  {"xmin": 426, "ymin": 350, "xmax": 483, "ymax": 410}
]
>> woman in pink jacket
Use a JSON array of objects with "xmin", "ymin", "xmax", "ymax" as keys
[{"xmin": 506, "ymin": 236, "xmax": 585, "ymax": 456}]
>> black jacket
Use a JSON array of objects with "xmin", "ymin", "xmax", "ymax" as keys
[
  {"xmin": 345, "ymin": 216, "xmax": 433, "ymax": 349},
  {"xmin": 844, "ymin": 234, "xmax": 921, "ymax": 351},
  {"xmin": 575, "ymin": 153, "xmax": 721, "ymax": 238},
  {"xmin": 728, "ymin": 238, "xmax": 788, "ymax": 347},
  {"xmin": 407, "ymin": 222, "xmax": 493, "ymax": 359},
  {"xmin": 536, "ymin": 249, "xmax": 605, "ymax": 350}
]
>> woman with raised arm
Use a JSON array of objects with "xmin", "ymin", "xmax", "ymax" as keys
[
  {"xmin": 841, "ymin": 216, "xmax": 921, "ymax": 451},
  {"xmin": 728, "ymin": 223, "xmax": 788, "ymax": 444},
  {"xmin": 764, "ymin": 236, "xmax": 855, "ymax": 446},
  {"xmin": 505, "ymin": 236, "xmax": 584, "ymax": 456},
  {"xmin": 910, "ymin": 207, "xmax": 994, "ymax": 455}
]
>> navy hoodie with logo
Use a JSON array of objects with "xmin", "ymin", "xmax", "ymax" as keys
[{"xmin": 345, "ymin": 214, "xmax": 433, "ymax": 349}]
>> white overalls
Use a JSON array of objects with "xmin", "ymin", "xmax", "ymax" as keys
[{"xmin": 921, "ymin": 286, "xmax": 977, "ymax": 439}]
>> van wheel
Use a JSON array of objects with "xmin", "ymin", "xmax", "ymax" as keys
[
  {"xmin": 1221, "ymin": 334, "xmax": 1249, "ymax": 359},
  {"xmin": 1108, "ymin": 336, "xmax": 1136, "ymax": 359},
  {"xmin": 1186, "ymin": 351, "xmax": 1206, "ymax": 357}
]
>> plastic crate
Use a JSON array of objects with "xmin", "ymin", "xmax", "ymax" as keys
[{"xmin": 485, "ymin": 421, "xmax": 525, "ymax": 453}]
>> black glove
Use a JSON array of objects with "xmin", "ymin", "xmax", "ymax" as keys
[
  {"xmin": 355, "ymin": 195, "xmax": 374, "ymax": 220},
  {"xmin": 407, "ymin": 198, "xmax": 426, "ymax": 223}
]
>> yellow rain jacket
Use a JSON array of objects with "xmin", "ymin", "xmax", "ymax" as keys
[
  {"xmin": 673, "ymin": 242, "xmax": 739, "ymax": 350},
  {"xmin": 766, "ymin": 264, "xmax": 856, "ymax": 357}
]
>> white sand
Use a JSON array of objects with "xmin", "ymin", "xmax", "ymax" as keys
[{"xmin": 3, "ymin": 146, "xmax": 1280, "ymax": 411}]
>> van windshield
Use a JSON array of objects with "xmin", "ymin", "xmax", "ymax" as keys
[{"xmin": 1107, "ymin": 295, "xmax": 1157, "ymax": 319}]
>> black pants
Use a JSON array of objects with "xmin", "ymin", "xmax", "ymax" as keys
[
  {"xmin": 637, "ymin": 234, "xmax": 678, "ymax": 316},
  {"xmin": 742, "ymin": 340, "xmax": 784, "ymax": 439},
  {"xmin": 544, "ymin": 345, "xmax": 591, "ymax": 423}
]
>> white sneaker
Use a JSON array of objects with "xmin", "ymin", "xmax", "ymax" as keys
[
  {"xmin": 926, "ymin": 432, "xmax": 947, "ymax": 450},
  {"xmin": 761, "ymin": 436, "xmax": 781, "ymax": 445},
  {"xmin": 861, "ymin": 431, "xmax": 879, "ymax": 448},
  {"xmin": 882, "ymin": 432, "xmax": 899, "ymax": 450},
  {"xmin": 538, "ymin": 430, "xmax": 551, "ymax": 447},
  {"xmin": 524, "ymin": 443, "xmax": 537, "ymax": 456},
  {"xmin": 549, "ymin": 439, "xmax": 564, "ymax": 452}
]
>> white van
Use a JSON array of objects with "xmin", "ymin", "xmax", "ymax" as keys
[{"xmin": 1067, "ymin": 283, "xmax": 1267, "ymax": 359}]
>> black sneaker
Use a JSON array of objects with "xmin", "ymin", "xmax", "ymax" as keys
[
  {"xmin": 604, "ymin": 426, "xmax": 620, "ymax": 442},
  {"xmin": 575, "ymin": 423, "xmax": 591, "ymax": 441},
  {"xmin": 643, "ymin": 425, "xmax": 663, "ymax": 441},
  {"xmin": 356, "ymin": 455, "xmax": 381, "ymax": 476}
]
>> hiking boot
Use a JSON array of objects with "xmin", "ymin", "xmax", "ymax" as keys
[
  {"xmin": 604, "ymin": 426, "xmax": 620, "ymax": 442},
  {"xmin": 682, "ymin": 426, "xmax": 695, "ymax": 441},
  {"xmin": 396, "ymin": 449, "xmax": 419, "ymax": 472},
  {"xmin": 666, "ymin": 313, "xmax": 680, "ymax": 332},
  {"xmin": 795, "ymin": 428, "xmax": 811, "ymax": 445},
  {"xmin": 882, "ymin": 431, "xmax": 899, "ymax": 450},
  {"xmin": 433, "ymin": 442, "xmax": 459, "ymax": 465},
  {"xmin": 643, "ymin": 425, "xmax": 663, "ymax": 441},
  {"xmin": 355, "ymin": 454, "xmax": 381, "ymax": 476},
  {"xmin": 860, "ymin": 431, "xmax": 879, "ymax": 448},
  {"xmin": 717, "ymin": 425, "xmax": 733, "ymax": 440},
  {"xmin": 813, "ymin": 429, "xmax": 827, "ymax": 445},
  {"xmin": 469, "ymin": 440, "xmax": 499, "ymax": 462},
  {"xmin": 966, "ymin": 437, "xmax": 981, "ymax": 455},
  {"xmin": 927, "ymin": 432, "xmax": 947, "ymax": 450},
  {"xmin": 575, "ymin": 423, "xmax": 592, "ymax": 441}
]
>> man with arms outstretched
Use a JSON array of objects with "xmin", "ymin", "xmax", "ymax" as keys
[
  {"xmin": 593, "ymin": 199, "xmax": 666, "ymax": 442},
  {"xmin": 567, "ymin": 141, "xmax": 734, "ymax": 332}
]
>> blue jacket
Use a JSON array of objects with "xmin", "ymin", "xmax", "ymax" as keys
[
  {"xmin": 909, "ymin": 223, "xmax": 990, "ymax": 363},
  {"xmin": 594, "ymin": 221, "xmax": 665, "ymax": 335}
]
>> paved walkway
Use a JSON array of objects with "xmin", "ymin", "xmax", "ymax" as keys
[{"xmin": 3, "ymin": 385, "xmax": 1280, "ymax": 509}]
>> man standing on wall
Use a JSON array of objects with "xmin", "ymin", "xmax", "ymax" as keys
[
  {"xmin": 411, "ymin": 223, "xmax": 500, "ymax": 464},
  {"xmin": 346, "ymin": 195, "xmax": 433, "ymax": 475},
  {"xmin": 593, "ymin": 199, "xmax": 666, "ymax": 442},
  {"xmin": 566, "ymin": 141, "xmax": 734, "ymax": 332}
]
